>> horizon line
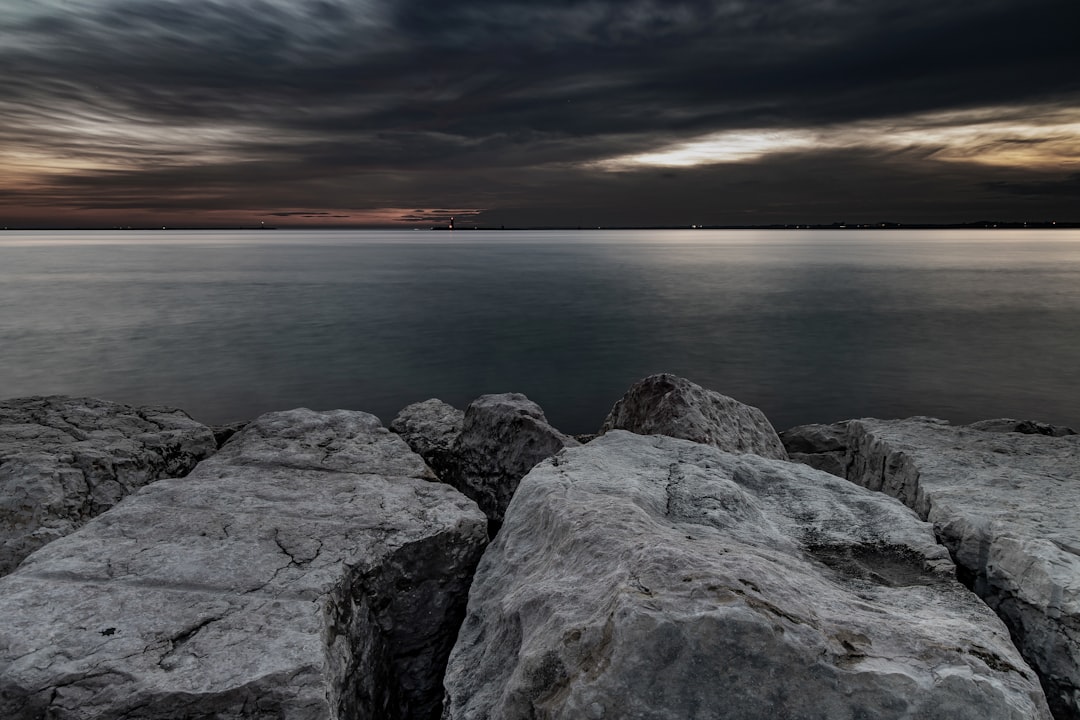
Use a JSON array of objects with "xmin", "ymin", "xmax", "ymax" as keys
[{"xmin": 2, "ymin": 220, "xmax": 1078, "ymax": 232}]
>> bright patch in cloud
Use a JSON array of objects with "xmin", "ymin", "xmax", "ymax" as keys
[
  {"xmin": 3, "ymin": 114, "xmax": 255, "ymax": 163},
  {"xmin": 594, "ymin": 105, "xmax": 1080, "ymax": 171}
]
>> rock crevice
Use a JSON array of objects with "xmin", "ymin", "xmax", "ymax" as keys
[
  {"xmin": 782, "ymin": 417, "xmax": 1080, "ymax": 720},
  {"xmin": 393, "ymin": 394, "xmax": 578, "ymax": 532},
  {"xmin": 0, "ymin": 408, "xmax": 487, "ymax": 720},
  {"xmin": 443, "ymin": 431, "xmax": 1050, "ymax": 719}
]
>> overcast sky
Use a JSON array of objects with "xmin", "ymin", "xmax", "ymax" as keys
[{"xmin": 2, "ymin": 0, "xmax": 1078, "ymax": 227}]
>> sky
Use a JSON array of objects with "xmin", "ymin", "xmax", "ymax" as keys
[{"xmin": 1, "ymin": 0, "xmax": 1078, "ymax": 228}]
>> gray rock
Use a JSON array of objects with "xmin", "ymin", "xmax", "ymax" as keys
[
  {"xmin": 391, "ymin": 399, "xmax": 465, "ymax": 480},
  {"xmin": 600, "ymin": 373, "xmax": 788, "ymax": 460},
  {"xmin": 209, "ymin": 420, "xmax": 249, "ymax": 448},
  {"xmin": 967, "ymin": 418, "xmax": 1076, "ymax": 437},
  {"xmin": 448, "ymin": 393, "xmax": 578, "ymax": 529},
  {"xmin": 0, "ymin": 395, "xmax": 217, "ymax": 576},
  {"xmin": 780, "ymin": 421, "xmax": 849, "ymax": 476},
  {"xmin": 783, "ymin": 417, "xmax": 1080, "ymax": 720},
  {"xmin": 0, "ymin": 408, "xmax": 488, "ymax": 720},
  {"xmin": 443, "ymin": 431, "xmax": 1050, "ymax": 720}
]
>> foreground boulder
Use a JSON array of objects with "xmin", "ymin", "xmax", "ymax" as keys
[
  {"xmin": 782, "ymin": 418, "xmax": 1080, "ymax": 720},
  {"xmin": 0, "ymin": 395, "xmax": 217, "ymax": 576},
  {"xmin": 443, "ymin": 431, "xmax": 1050, "ymax": 719},
  {"xmin": 391, "ymin": 399, "xmax": 465, "ymax": 480},
  {"xmin": 445, "ymin": 393, "xmax": 578, "ymax": 529},
  {"xmin": 0, "ymin": 409, "xmax": 487, "ymax": 719},
  {"xmin": 600, "ymin": 374, "xmax": 788, "ymax": 460}
]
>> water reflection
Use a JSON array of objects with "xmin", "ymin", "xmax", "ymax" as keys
[{"xmin": 1, "ymin": 229, "xmax": 1077, "ymax": 432}]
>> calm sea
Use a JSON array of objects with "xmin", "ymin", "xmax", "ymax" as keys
[{"xmin": 1, "ymin": 229, "xmax": 1078, "ymax": 434}]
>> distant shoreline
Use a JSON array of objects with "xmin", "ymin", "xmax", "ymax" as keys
[{"xmin": 2, "ymin": 220, "xmax": 1078, "ymax": 232}]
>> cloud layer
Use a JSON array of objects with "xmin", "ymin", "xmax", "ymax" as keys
[{"xmin": 2, "ymin": 0, "xmax": 1078, "ymax": 226}]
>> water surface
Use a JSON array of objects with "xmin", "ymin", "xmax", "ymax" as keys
[{"xmin": 2, "ymin": 229, "xmax": 1077, "ymax": 433}]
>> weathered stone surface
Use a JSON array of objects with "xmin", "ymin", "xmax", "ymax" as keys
[
  {"xmin": 967, "ymin": 418, "xmax": 1076, "ymax": 437},
  {"xmin": 447, "ymin": 393, "xmax": 578, "ymax": 529},
  {"xmin": 209, "ymin": 420, "xmax": 249, "ymax": 448},
  {"xmin": 443, "ymin": 431, "xmax": 1050, "ymax": 720},
  {"xmin": 0, "ymin": 408, "xmax": 487, "ymax": 720},
  {"xmin": 0, "ymin": 395, "xmax": 217, "ymax": 576},
  {"xmin": 391, "ymin": 399, "xmax": 465, "ymax": 480},
  {"xmin": 780, "ymin": 421, "xmax": 849, "ymax": 477},
  {"xmin": 600, "ymin": 373, "xmax": 788, "ymax": 460},
  {"xmin": 783, "ymin": 417, "xmax": 1080, "ymax": 720}
]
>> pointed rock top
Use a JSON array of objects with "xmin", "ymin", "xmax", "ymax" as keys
[{"xmin": 600, "ymin": 373, "xmax": 788, "ymax": 460}]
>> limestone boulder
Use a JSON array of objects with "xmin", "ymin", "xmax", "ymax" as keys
[
  {"xmin": 447, "ymin": 393, "xmax": 578, "ymax": 529},
  {"xmin": 0, "ymin": 408, "xmax": 488, "ymax": 720},
  {"xmin": 0, "ymin": 395, "xmax": 217, "ymax": 575},
  {"xmin": 783, "ymin": 417, "xmax": 1080, "ymax": 720},
  {"xmin": 391, "ymin": 398, "xmax": 465, "ymax": 480},
  {"xmin": 600, "ymin": 374, "xmax": 788, "ymax": 460},
  {"xmin": 443, "ymin": 431, "xmax": 1050, "ymax": 720}
]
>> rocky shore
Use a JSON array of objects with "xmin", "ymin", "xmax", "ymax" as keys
[
  {"xmin": 0, "ymin": 375, "xmax": 1075, "ymax": 719},
  {"xmin": 782, "ymin": 417, "xmax": 1080, "ymax": 720}
]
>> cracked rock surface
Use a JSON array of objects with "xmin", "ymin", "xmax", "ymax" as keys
[
  {"xmin": 0, "ymin": 395, "xmax": 217, "ymax": 576},
  {"xmin": 600, "ymin": 374, "xmax": 788, "ymax": 460},
  {"xmin": 442, "ymin": 431, "xmax": 1050, "ymax": 720},
  {"xmin": 0, "ymin": 408, "xmax": 487, "ymax": 720},
  {"xmin": 782, "ymin": 417, "xmax": 1080, "ymax": 720}
]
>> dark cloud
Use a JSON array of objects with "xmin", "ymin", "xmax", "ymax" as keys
[
  {"xmin": 985, "ymin": 173, "xmax": 1080, "ymax": 197},
  {"xmin": 1, "ymin": 0, "xmax": 1078, "ymax": 225},
  {"xmin": 266, "ymin": 211, "xmax": 350, "ymax": 218}
]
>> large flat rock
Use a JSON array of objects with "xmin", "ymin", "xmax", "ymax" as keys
[
  {"xmin": 600, "ymin": 373, "xmax": 788, "ymax": 460},
  {"xmin": 782, "ymin": 418, "xmax": 1080, "ymax": 720},
  {"xmin": 0, "ymin": 408, "xmax": 487, "ymax": 720},
  {"xmin": 0, "ymin": 395, "xmax": 217, "ymax": 575},
  {"xmin": 443, "ymin": 431, "xmax": 1050, "ymax": 720}
]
